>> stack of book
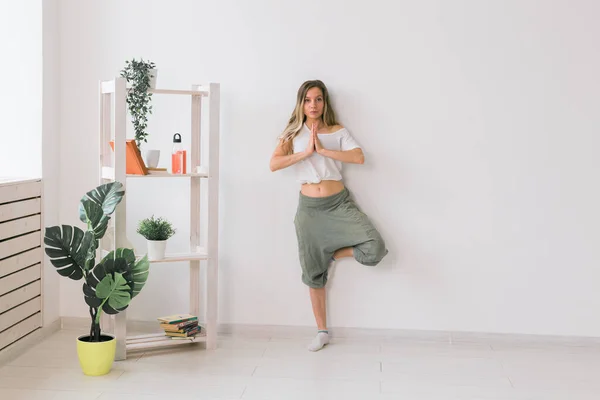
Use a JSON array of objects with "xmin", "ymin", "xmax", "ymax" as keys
[{"xmin": 157, "ymin": 314, "xmax": 202, "ymax": 339}]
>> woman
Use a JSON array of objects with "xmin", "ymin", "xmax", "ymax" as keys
[{"xmin": 270, "ymin": 80, "xmax": 388, "ymax": 351}]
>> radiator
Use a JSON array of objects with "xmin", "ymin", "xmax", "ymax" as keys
[{"xmin": 0, "ymin": 179, "xmax": 42, "ymax": 351}]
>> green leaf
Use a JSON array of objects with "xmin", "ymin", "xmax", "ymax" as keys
[
  {"xmin": 101, "ymin": 248, "xmax": 135, "ymax": 265},
  {"xmin": 79, "ymin": 182, "xmax": 124, "ymax": 223},
  {"xmin": 44, "ymin": 225, "xmax": 94, "ymax": 280},
  {"xmin": 108, "ymin": 275, "xmax": 131, "ymax": 311},
  {"xmin": 94, "ymin": 273, "xmax": 131, "ymax": 312},
  {"xmin": 85, "ymin": 239, "xmax": 99, "ymax": 272},
  {"xmin": 131, "ymin": 255, "xmax": 149, "ymax": 298},
  {"xmin": 96, "ymin": 274, "xmax": 117, "ymax": 298},
  {"xmin": 84, "ymin": 262, "xmax": 109, "ymax": 309},
  {"xmin": 83, "ymin": 259, "xmax": 133, "ymax": 314},
  {"xmin": 100, "ymin": 249, "xmax": 147, "ymax": 298},
  {"xmin": 79, "ymin": 200, "xmax": 110, "ymax": 240},
  {"xmin": 100, "ymin": 248, "xmax": 135, "ymax": 287}
]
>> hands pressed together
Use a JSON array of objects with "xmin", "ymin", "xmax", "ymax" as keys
[
  {"xmin": 305, "ymin": 123, "xmax": 326, "ymax": 156},
  {"xmin": 270, "ymin": 122, "xmax": 363, "ymax": 172}
]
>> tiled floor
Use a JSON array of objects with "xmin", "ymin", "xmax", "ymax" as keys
[{"xmin": 1, "ymin": 329, "xmax": 600, "ymax": 399}]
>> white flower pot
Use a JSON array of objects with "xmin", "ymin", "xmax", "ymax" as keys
[
  {"xmin": 147, "ymin": 240, "xmax": 166, "ymax": 261},
  {"xmin": 149, "ymin": 69, "xmax": 158, "ymax": 89},
  {"xmin": 145, "ymin": 149, "xmax": 160, "ymax": 168}
]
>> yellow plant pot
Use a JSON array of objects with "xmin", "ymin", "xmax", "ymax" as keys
[{"xmin": 76, "ymin": 333, "xmax": 116, "ymax": 376}]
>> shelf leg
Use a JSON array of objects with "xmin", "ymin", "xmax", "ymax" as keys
[
  {"xmin": 190, "ymin": 260, "xmax": 200, "ymax": 320},
  {"xmin": 114, "ymin": 311, "xmax": 127, "ymax": 361}
]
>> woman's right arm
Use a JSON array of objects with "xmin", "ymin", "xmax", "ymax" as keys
[{"xmin": 270, "ymin": 136, "xmax": 314, "ymax": 172}]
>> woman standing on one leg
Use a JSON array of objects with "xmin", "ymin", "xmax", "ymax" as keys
[{"xmin": 270, "ymin": 80, "xmax": 388, "ymax": 351}]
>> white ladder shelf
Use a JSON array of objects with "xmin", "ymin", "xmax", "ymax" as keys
[{"xmin": 98, "ymin": 77, "xmax": 220, "ymax": 360}]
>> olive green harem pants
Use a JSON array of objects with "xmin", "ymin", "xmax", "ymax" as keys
[{"xmin": 294, "ymin": 188, "xmax": 388, "ymax": 288}]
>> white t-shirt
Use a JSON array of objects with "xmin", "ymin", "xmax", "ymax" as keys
[{"xmin": 292, "ymin": 124, "xmax": 361, "ymax": 184}]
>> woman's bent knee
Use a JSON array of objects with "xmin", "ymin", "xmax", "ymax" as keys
[{"xmin": 354, "ymin": 236, "xmax": 388, "ymax": 266}]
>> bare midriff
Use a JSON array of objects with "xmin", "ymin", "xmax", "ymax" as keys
[{"xmin": 300, "ymin": 180, "xmax": 345, "ymax": 198}]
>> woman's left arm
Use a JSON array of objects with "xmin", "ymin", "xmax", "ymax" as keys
[
  {"xmin": 317, "ymin": 147, "xmax": 364, "ymax": 164},
  {"xmin": 313, "ymin": 128, "xmax": 365, "ymax": 164}
]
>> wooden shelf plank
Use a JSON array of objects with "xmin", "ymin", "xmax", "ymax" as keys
[
  {"xmin": 104, "ymin": 248, "xmax": 209, "ymax": 264},
  {"xmin": 101, "ymin": 167, "xmax": 208, "ymax": 180},
  {"xmin": 127, "ymin": 171, "xmax": 209, "ymax": 178},
  {"xmin": 126, "ymin": 332, "xmax": 206, "ymax": 351},
  {"xmin": 100, "ymin": 81, "xmax": 208, "ymax": 97},
  {"xmin": 146, "ymin": 249, "xmax": 209, "ymax": 263},
  {"xmin": 149, "ymin": 88, "xmax": 208, "ymax": 96}
]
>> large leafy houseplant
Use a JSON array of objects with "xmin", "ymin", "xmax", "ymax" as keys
[
  {"xmin": 120, "ymin": 58, "xmax": 157, "ymax": 147},
  {"xmin": 44, "ymin": 182, "xmax": 149, "ymax": 342}
]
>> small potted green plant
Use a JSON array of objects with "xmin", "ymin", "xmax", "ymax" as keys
[
  {"xmin": 137, "ymin": 215, "xmax": 176, "ymax": 260},
  {"xmin": 120, "ymin": 58, "xmax": 157, "ymax": 148},
  {"xmin": 44, "ymin": 182, "xmax": 149, "ymax": 376}
]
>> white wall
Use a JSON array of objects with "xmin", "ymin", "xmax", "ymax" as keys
[
  {"xmin": 57, "ymin": 0, "xmax": 600, "ymax": 337},
  {"xmin": 0, "ymin": 1, "xmax": 42, "ymax": 179},
  {"xmin": 0, "ymin": 1, "xmax": 59, "ymax": 326},
  {"xmin": 41, "ymin": 0, "xmax": 61, "ymax": 327}
]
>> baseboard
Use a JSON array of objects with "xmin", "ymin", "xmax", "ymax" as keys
[
  {"xmin": 221, "ymin": 324, "xmax": 600, "ymax": 347},
  {"xmin": 60, "ymin": 316, "xmax": 165, "ymax": 334},
  {"xmin": 0, "ymin": 318, "xmax": 61, "ymax": 366},
  {"xmin": 58, "ymin": 316, "xmax": 600, "ymax": 348},
  {"xmin": 59, "ymin": 316, "xmax": 85, "ymax": 330},
  {"xmin": 449, "ymin": 330, "xmax": 600, "ymax": 347},
  {"xmin": 217, "ymin": 323, "xmax": 452, "ymax": 341}
]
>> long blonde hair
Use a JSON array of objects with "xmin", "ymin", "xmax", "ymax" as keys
[{"xmin": 279, "ymin": 80, "xmax": 339, "ymax": 155}]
